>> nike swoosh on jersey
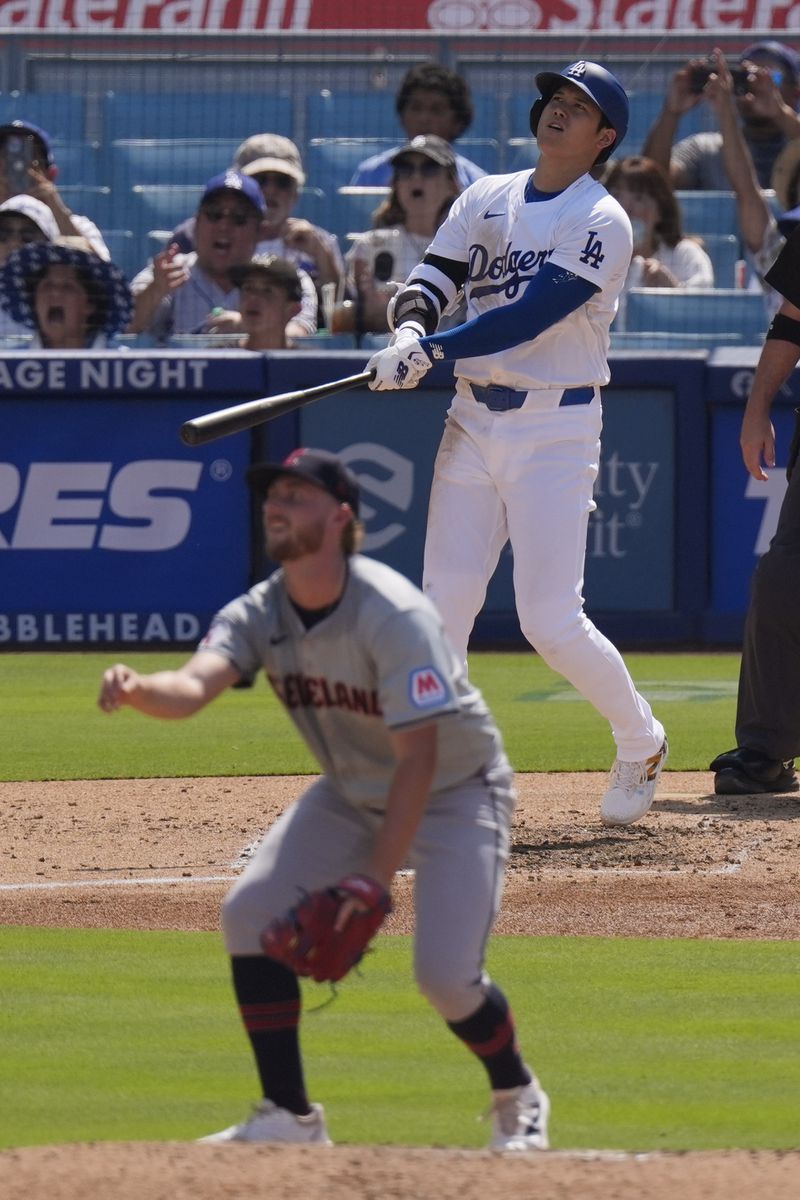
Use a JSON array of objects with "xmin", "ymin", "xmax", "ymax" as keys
[
  {"xmin": 483, "ymin": 209, "xmax": 506, "ymax": 218},
  {"xmin": 269, "ymin": 634, "xmax": 288, "ymax": 645}
]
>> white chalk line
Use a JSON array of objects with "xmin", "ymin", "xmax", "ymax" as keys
[
  {"xmin": 0, "ymin": 873, "xmax": 236, "ymax": 893},
  {"xmin": 0, "ymin": 841, "xmax": 256, "ymax": 893}
]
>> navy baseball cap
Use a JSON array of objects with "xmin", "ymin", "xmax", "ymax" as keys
[
  {"xmin": 740, "ymin": 40, "xmax": 800, "ymax": 82},
  {"xmin": 530, "ymin": 60, "xmax": 629, "ymax": 163},
  {"xmin": 0, "ymin": 120, "xmax": 54, "ymax": 167},
  {"xmin": 247, "ymin": 448, "xmax": 360, "ymax": 515},
  {"xmin": 200, "ymin": 170, "xmax": 265, "ymax": 217}
]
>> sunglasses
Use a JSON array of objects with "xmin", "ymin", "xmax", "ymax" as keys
[
  {"xmin": 394, "ymin": 159, "xmax": 445, "ymax": 179},
  {"xmin": 200, "ymin": 207, "xmax": 256, "ymax": 226},
  {"xmin": 251, "ymin": 172, "xmax": 295, "ymax": 189}
]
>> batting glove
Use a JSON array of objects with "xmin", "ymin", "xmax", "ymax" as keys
[{"xmin": 367, "ymin": 325, "xmax": 432, "ymax": 391}]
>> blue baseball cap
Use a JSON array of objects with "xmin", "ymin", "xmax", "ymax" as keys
[
  {"xmin": 0, "ymin": 120, "xmax": 54, "ymax": 167},
  {"xmin": 200, "ymin": 170, "xmax": 265, "ymax": 217},
  {"xmin": 740, "ymin": 41, "xmax": 800, "ymax": 83},
  {"xmin": 530, "ymin": 60, "xmax": 629, "ymax": 164}
]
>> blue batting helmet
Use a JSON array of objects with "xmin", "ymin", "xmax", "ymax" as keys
[{"xmin": 529, "ymin": 61, "xmax": 629, "ymax": 164}]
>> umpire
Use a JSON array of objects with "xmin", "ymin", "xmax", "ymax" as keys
[{"xmin": 711, "ymin": 226, "xmax": 800, "ymax": 795}]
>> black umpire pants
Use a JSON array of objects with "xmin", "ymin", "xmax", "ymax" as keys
[{"xmin": 735, "ymin": 409, "xmax": 800, "ymax": 760}]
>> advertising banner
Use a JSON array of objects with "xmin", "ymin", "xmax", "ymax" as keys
[
  {"xmin": 0, "ymin": 0, "xmax": 794, "ymax": 34},
  {"xmin": 299, "ymin": 377, "xmax": 676, "ymax": 620},
  {"xmin": 0, "ymin": 352, "xmax": 262, "ymax": 647}
]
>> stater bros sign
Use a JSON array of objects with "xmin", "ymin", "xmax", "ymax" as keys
[{"xmin": 1, "ymin": 0, "xmax": 799, "ymax": 32}]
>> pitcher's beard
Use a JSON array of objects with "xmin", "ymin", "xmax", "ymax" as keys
[{"xmin": 266, "ymin": 520, "xmax": 326, "ymax": 562}]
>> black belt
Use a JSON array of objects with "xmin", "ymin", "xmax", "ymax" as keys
[{"xmin": 470, "ymin": 383, "xmax": 595, "ymax": 411}]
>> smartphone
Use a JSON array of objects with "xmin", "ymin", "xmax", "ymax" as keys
[
  {"xmin": 3, "ymin": 134, "xmax": 33, "ymax": 194},
  {"xmin": 689, "ymin": 61, "xmax": 751, "ymax": 96}
]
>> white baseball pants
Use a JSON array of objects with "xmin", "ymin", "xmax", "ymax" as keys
[{"xmin": 422, "ymin": 389, "xmax": 664, "ymax": 761}]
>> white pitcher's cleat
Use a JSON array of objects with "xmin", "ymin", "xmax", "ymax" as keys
[
  {"xmin": 489, "ymin": 1079, "xmax": 550, "ymax": 1152},
  {"xmin": 197, "ymin": 1099, "xmax": 332, "ymax": 1145},
  {"xmin": 601, "ymin": 739, "xmax": 668, "ymax": 827}
]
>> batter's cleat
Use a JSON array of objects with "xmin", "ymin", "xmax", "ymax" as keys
[
  {"xmin": 489, "ymin": 1078, "xmax": 550, "ymax": 1152},
  {"xmin": 600, "ymin": 739, "xmax": 668, "ymax": 827},
  {"xmin": 197, "ymin": 1100, "xmax": 332, "ymax": 1145},
  {"xmin": 710, "ymin": 747, "xmax": 799, "ymax": 796}
]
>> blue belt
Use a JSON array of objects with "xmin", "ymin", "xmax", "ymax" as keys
[{"xmin": 470, "ymin": 383, "xmax": 595, "ymax": 411}]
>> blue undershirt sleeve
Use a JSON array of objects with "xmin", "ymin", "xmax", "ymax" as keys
[{"xmin": 418, "ymin": 261, "xmax": 598, "ymax": 362}]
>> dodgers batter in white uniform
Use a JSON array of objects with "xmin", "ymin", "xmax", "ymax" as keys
[
  {"xmin": 367, "ymin": 61, "xmax": 668, "ymax": 828},
  {"xmin": 98, "ymin": 448, "xmax": 549, "ymax": 1152}
]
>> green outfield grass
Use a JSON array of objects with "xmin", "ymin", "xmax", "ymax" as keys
[
  {"xmin": 0, "ymin": 650, "xmax": 740, "ymax": 780},
  {"xmin": 1, "ymin": 926, "xmax": 798, "ymax": 1152}
]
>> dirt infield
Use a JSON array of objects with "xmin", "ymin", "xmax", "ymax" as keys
[{"xmin": 2, "ymin": 770, "xmax": 798, "ymax": 1198}]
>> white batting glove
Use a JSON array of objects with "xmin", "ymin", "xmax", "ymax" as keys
[{"xmin": 367, "ymin": 325, "xmax": 432, "ymax": 391}]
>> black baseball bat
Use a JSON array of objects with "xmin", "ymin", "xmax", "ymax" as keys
[{"xmin": 180, "ymin": 369, "xmax": 375, "ymax": 446}]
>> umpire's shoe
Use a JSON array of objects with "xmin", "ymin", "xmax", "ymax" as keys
[{"xmin": 710, "ymin": 747, "xmax": 799, "ymax": 795}]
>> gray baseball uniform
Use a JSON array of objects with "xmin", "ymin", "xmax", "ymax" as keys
[{"xmin": 200, "ymin": 552, "xmax": 515, "ymax": 1021}]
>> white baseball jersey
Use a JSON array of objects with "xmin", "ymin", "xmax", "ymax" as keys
[
  {"xmin": 422, "ymin": 170, "xmax": 632, "ymax": 389},
  {"xmin": 199, "ymin": 553, "xmax": 507, "ymax": 807}
]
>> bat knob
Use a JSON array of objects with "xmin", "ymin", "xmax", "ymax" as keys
[{"xmin": 180, "ymin": 421, "xmax": 201, "ymax": 446}]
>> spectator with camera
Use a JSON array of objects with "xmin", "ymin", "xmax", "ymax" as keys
[
  {"xmin": 349, "ymin": 63, "xmax": 486, "ymax": 189},
  {"xmin": 642, "ymin": 42, "xmax": 800, "ymax": 190},
  {"xmin": 342, "ymin": 135, "xmax": 463, "ymax": 335},
  {"xmin": 0, "ymin": 120, "xmax": 109, "ymax": 259}
]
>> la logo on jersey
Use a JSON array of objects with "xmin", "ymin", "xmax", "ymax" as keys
[{"xmin": 409, "ymin": 665, "xmax": 448, "ymax": 708}]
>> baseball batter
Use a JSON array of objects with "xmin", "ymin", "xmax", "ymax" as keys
[
  {"xmin": 367, "ymin": 61, "xmax": 668, "ymax": 827},
  {"xmin": 97, "ymin": 448, "xmax": 549, "ymax": 1152}
]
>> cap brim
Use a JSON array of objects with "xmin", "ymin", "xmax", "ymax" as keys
[
  {"xmin": 535, "ymin": 70, "xmax": 600, "ymax": 112},
  {"xmin": 240, "ymin": 157, "xmax": 305, "ymax": 185},
  {"xmin": 391, "ymin": 146, "xmax": 454, "ymax": 168},
  {"xmin": 246, "ymin": 462, "xmax": 292, "ymax": 494}
]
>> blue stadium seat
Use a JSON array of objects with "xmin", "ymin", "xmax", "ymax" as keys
[
  {"xmin": 465, "ymin": 92, "xmax": 501, "ymax": 142},
  {"xmin": 456, "ymin": 138, "xmax": 499, "ymax": 173},
  {"xmin": 306, "ymin": 91, "xmax": 399, "ymax": 139},
  {"xmin": 101, "ymin": 91, "xmax": 293, "ymax": 142},
  {"xmin": 50, "ymin": 140, "xmax": 102, "ymax": 187},
  {"xmin": 0, "ymin": 91, "xmax": 86, "ymax": 142},
  {"xmin": 610, "ymin": 329, "xmax": 745, "ymax": 351},
  {"xmin": 305, "ymin": 138, "xmax": 397, "ymax": 193},
  {"xmin": 102, "ymin": 229, "xmax": 140, "ymax": 279},
  {"xmin": 306, "ymin": 87, "xmax": 500, "ymax": 142},
  {"xmin": 331, "ymin": 186, "xmax": 390, "ymax": 242},
  {"xmin": 293, "ymin": 186, "xmax": 328, "ymax": 228},
  {"xmin": 624, "ymin": 91, "xmax": 717, "ymax": 156},
  {"xmin": 624, "ymin": 287, "xmax": 769, "ymax": 343},
  {"xmin": 58, "ymin": 184, "xmax": 114, "ymax": 228},
  {"xmin": 507, "ymin": 94, "xmax": 536, "ymax": 140},
  {"xmin": 701, "ymin": 233, "xmax": 741, "ymax": 288},
  {"xmin": 125, "ymin": 184, "xmax": 200, "ymax": 242},
  {"xmin": 676, "ymin": 190, "xmax": 738, "ymax": 237},
  {"xmin": 108, "ymin": 139, "xmax": 240, "ymax": 193},
  {"xmin": 504, "ymin": 137, "xmax": 539, "ymax": 172},
  {"xmin": 306, "ymin": 135, "xmax": 499, "ymax": 190}
]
